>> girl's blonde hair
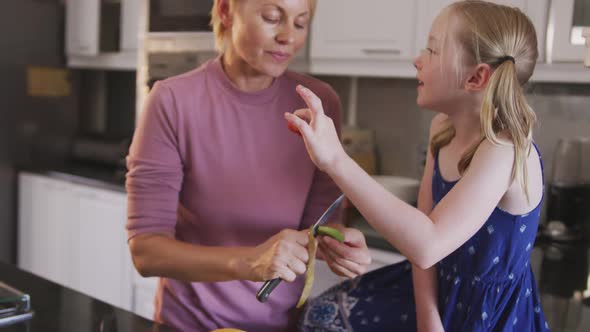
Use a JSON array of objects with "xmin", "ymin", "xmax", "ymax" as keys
[
  {"xmin": 210, "ymin": 0, "xmax": 317, "ymax": 53},
  {"xmin": 431, "ymin": 0, "xmax": 538, "ymax": 201}
]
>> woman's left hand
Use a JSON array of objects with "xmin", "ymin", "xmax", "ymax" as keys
[
  {"xmin": 284, "ymin": 85, "xmax": 348, "ymax": 174},
  {"xmin": 317, "ymin": 224, "xmax": 372, "ymax": 278}
]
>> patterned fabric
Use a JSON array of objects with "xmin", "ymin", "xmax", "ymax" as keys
[{"xmin": 300, "ymin": 144, "xmax": 550, "ymax": 331}]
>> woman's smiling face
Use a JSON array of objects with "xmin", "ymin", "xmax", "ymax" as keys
[{"xmin": 225, "ymin": 0, "xmax": 312, "ymax": 77}]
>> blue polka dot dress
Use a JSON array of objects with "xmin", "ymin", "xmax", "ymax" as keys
[{"xmin": 299, "ymin": 144, "xmax": 550, "ymax": 331}]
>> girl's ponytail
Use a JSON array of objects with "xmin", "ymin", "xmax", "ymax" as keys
[{"xmin": 470, "ymin": 57, "xmax": 535, "ymax": 202}]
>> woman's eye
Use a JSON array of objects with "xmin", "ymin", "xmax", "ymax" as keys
[
  {"xmin": 295, "ymin": 23, "xmax": 307, "ymax": 30},
  {"xmin": 263, "ymin": 16, "xmax": 280, "ymax": 24}
]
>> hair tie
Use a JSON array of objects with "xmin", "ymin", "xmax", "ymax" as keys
[{"xmin": 499, "ymin": 55, "xmax": 515, "ymax": 64}]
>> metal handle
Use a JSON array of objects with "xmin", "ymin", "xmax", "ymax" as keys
[
  {"xmin": 256, "ymin": 278, "xmax": 282, "ymax": 303},
  {"xmin": 362, "ymin": 48, "xmax": 401, "ymax": 55}
]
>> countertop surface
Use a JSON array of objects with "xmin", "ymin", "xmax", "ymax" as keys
[
  {"xmin": 531, "ymin": 239, "xmax": 590, "ymax": 332},
  {"xmin": 23, "ymin": 162, "xmax": 126, "ymax": 193},
  {"xmin": 21, "ymin": 168, "xmax": 590, "ymax": 331},
  {"xmin": 0, "ymin": 262, "xmax": 175, "ymax": 332}
]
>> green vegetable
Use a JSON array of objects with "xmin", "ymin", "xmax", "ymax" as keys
[{"xmin": 317, "ymin": 226, "xmax": 345, "ymax": 243}]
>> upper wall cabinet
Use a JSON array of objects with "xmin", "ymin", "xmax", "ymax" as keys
[
  {"xmin": 546, "ymin": 0, "xmax": 590, "ymax": 63},
  {"xmin": 309, "ymin": 0, "xmax": 418, "ymax": 77},
  {"xmin": 65, "ymin": 0, "xmax": 140, "ymax": 70},
  {"xmin": 415, "ymin": 0, "xmax": 548, "ymax": 62}
]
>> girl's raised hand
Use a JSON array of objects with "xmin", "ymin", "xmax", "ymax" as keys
[{"xmin": 284, "ymin": 85, "xmax": 347, "ymax": 174}]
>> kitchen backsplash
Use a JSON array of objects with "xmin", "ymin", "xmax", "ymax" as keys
[{"xmin": 317, "ymin": 76, "xmax": 590, "ymax": 187}]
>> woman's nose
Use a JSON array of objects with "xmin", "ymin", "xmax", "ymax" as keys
[{"xmin": 276, "ymin": 24, "xmax": 295, "ymax": 45}]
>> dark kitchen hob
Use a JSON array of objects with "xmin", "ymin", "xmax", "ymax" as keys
[{"xmin": 0, "ymin": 262, "xmax": 175, "ymax": 332}]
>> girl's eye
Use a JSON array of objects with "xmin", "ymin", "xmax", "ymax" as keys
[
  {"xmin": 427, "ymin": 48, "xmax": 435, "ymax": 55},
  {"xmin": 295, "ymin": 23, "xmax": 307, "ymax": 30}
]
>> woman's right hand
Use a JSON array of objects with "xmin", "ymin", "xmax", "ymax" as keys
[{"xmin": 241, "ymin": 229, "xmax": 310, "ymax": 282}]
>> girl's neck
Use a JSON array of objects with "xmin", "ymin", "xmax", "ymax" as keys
[
  {"xmin": 221, "ymin": 49, "xmax": 275, "ymax": 93},
  {"xmin": 445, "ymin": 102, "xmax": 482, "ymax": 148}
]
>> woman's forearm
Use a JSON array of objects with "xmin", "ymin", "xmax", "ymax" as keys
[{"xmin": 129, "ymin": 233, "xmax": 253, "ymax": 282}]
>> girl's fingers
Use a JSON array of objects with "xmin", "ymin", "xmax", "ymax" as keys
[
  {"xmin": 293, "ymin": 108, "xmax": 313, "ymax": 123},
  {"xmin": 284, "ymin": 112, "xmax": 314, "ymax": 138},
  {"xmin": 296, "ymin": 85, "xmax": 325, "ymax": 116}
]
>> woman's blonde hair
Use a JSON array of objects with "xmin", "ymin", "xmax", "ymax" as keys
[
  {"xmin": 210, "ymin": 0, "xmax": 317, "ymax": 53},
  {"xmin": 430, "ymin": 0, "xmax": 538, "ymax": 201}
]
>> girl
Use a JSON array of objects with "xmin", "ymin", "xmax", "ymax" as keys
[
  {"xmin": 125, "ymin": 0, "xmax": 370, "ymax": 331},
  {"xmin": 286, "ymin": 1, "xmax": 549, "ymax": 331}
]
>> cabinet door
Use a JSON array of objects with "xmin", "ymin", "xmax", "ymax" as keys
[
  {"xmin": 121, "ymin": 0, "xmax": 141, "ymax": 51},
  {"xmin": 76, "ymin": 186, "xmax": 133, "ymax": 311},
  {"xmin": 415, "ymin": 0, "xmax": 455, "ymax": 55},
  {"xmin": 416, "ymin": 0, "xmax": 547, "ymax": 62},
  {"xmin": 65, "ymin": 0, "xmax": 101, "ymax": 56},
  {"xmin": 18, "ymin": 174, "xmax": 35, "ymax": 272},
  {"xmin": 311, "ymin": 0, "xmax": 417, "ymax": 60},
  {"xmin": 19, "ymin": 175, "xmax": 78, "ymax": 286}
]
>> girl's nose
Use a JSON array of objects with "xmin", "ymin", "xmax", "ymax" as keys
[{"xmin": 413, "ymin": 55, "xmax": 421, "ymax": 70}]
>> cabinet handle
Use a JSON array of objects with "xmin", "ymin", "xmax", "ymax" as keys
[{"xmin": 362, "ymin": 49, "xmax": 401, "ymax": 55}]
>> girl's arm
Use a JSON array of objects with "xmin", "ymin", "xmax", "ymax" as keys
[
  {"xmin": 285, "ymin": 85, "xmax": 515, "ymax": 269},
  {"xmin": 412, "ymin": 114, "xmax": 445, "ymax": 332}
]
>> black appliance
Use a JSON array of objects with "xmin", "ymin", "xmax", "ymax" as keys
[
  {"xmin": 543, "ymin": 137, "xmax": 590, "ymax": 241},
  {"xmin": 149, "ymin": 0, "xmax": 214, "ymax": 32}
]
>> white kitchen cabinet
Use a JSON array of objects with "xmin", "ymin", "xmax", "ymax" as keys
[
  {"xmin": 132, "ymin": 270, "xmax": 159, "ymax": 320},
  {"xmin": 309, "ymin": 0, "xmax": 418, "ymax": 77},
  {"xmin": 65, "ymin": 0, "xmax": 101, "ymax": 56},
  {"xmin": 121, "ymin": 0, "xmax": 141, "ymax": 52},
  {"xmin": 415, "ymin": 0, "xmax": 547, "ymax": 62},
  {"xmin": 65, "ymin": 0, "xmax": 139, "ymax": 70},
  {"xmin": 75, "ymin": 184, "xmax": 133, "ymax": 311},
  {"xmin": 546, "ymin": 0, "xmax": 589, "ymax": 63},
  {"xmin": 17, "ymin": 173, "xmax": 133, "ymax": 312},
  {"xmin": 18, "ymin": 174, "xmax": 78, "ymax": 287}
]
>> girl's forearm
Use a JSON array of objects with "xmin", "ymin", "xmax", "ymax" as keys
[
  {"xmin": 412, "ymin": 265, "xmax": 444, "ymax": 331},
  {"xmin": 328, "ymin": 154, "xmax": 438, "ymax": 268}
]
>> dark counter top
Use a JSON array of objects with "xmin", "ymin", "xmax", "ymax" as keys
[
  {"xmin": 0, "ymin": 262, "xmax": 175, "ymax": 332},
  {"xmin": 532, "ymin": 239, "xmax": 590, "ymax": 332},
  {"xmin": 22, "ymin": 162, "xmax": 126, "ymax": 193}
]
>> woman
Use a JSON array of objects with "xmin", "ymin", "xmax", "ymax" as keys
[{"xmin": 125, "ymin": 0, "xmax": 371, "ymax": 331}]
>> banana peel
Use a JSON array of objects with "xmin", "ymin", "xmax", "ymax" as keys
[{"xmin": 295, "ymin": 226, "xmax": 345, "ymax": 308}]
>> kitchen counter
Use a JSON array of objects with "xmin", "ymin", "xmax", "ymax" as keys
[
  {"xmin": 0, "ymin": 262, "xmax": 175, "ymax": 332},
  {"xmin": 532, "ymin": 239, "xmax": 590, "ymax": 332},
  {"xmin": 23, "ymin": 161, "xmax": 126, "ymax": 193}
]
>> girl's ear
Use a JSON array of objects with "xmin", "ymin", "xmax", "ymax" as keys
[
  {"xmin": 465, "ymin": 63, "xmax": 493, "ymax": 92},
  {"xmin": 217, "ymin": 0, "xmax": 233, "ymax": 28}
]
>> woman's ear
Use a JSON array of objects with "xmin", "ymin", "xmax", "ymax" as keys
[
  {"xmin": 464, "ymin": 63, "xmax": 492, "ymax": 92},
  {"xmin": 217, "ymin": 0, "xmax": 233, "ymax": 28}
]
